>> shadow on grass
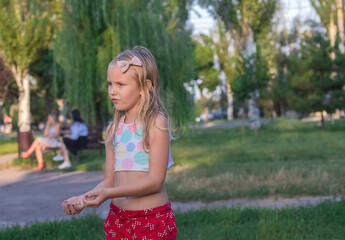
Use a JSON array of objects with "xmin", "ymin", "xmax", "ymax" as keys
[{"xmin": 1, "ymin": 199, "xmax": 345, "ymax": 240}]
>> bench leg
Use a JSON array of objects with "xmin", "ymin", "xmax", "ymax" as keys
[{"xmin": 76, "ymin": 150, "xmax": 82, "ymax": 164}]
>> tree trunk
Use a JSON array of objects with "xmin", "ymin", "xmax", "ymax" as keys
[
  {"xmin": 201, "ymin": 95, "xmax": 209, "ymax": 122},
  {"xmin": 330, "ymin": 11, "xmax": 337, "ymax": 59},
  {"xmin": 329, "ymin": 113, "xmax": 334, "ymax": 124},
  {"xmin": 244, "ymin": 30, "xmax": 260, "ymax": 131},
  {"xmin": 56, "ymin": 99, "xmax": 67, "ymax": 125},
  {"xmin": 240, "ymin": 107, "xmax": 245, "ymax": 133},
  {"xmin": 15, "ymin": 72, "xmax": 31, "ymax": 132},
  {"xmin": 321, "ymin": 110, "xmax": 325, "ymax": 131},
  {"xmin": 337, "ymin": 0, "xmax": 345, "ymax": 53},
  {"xmin": 249, "ymin": 90, "xmax": 260, "ymax": 135},
  {"xmin": 226, "ymin": 81, "xmax": 233, "ymax": 120},
  {"xmin": 280, "ymin": 102, "xmax": 285, "ymax": 117},
  {"xmin": 14, "ymin": 68, "xmax": 32, "ymax": 153}
]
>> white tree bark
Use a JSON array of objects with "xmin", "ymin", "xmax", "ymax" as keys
[
  {"xmin": 220, "ymin": 70, "xmax": 233, "ymax": 121},
  {"xmin": 12, "ymin": 66, "xmax": 31, "ymax": 132},
  {"xmin": 226, "ymin": 81, "xmax": 233, "ymax": 120},
  {"xmin": 249, "ymin": 90, "xmax": 261, "ymax": 132},
  {"xmin": 244, "ymin": 31, "xmax": 260, "ymax": 130},
  {"xmin": 336, "ymin": 0, "xmax": 345, "ymax": 118},
  {"xmin": 330, "ymin": 11, "xmax": 337, "ymax": 59},
  {"xmin": 56, "ymin": 99, "xmax": 67, "ymax": 124},
  {"xmin": 336, "ymin": 0, "xmax": 345, "ymax": 53},
  {"xmin": 18, "ymin": 74, "xmax": 31, "ymax": 132}
]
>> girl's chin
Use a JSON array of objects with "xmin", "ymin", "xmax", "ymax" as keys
[{"xmin": 114, "ymin": 105, "xmax": 126, "ymax": 111}]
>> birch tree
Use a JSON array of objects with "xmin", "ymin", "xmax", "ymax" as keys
[
  {"xmin": 336, "ymin": 0, "xmax": 344, "ymax": 53},
  {"xmin": 0, "ymin": 0, "xmax": 59, "ymax": 150},
  {"xmin": 310, "ymin": 1, "xmax": 336, "ymax": 57},
  {"xmin": 193, "ymin": 36, "xmax": 219, "ymax": 122},
  {"xmin": 212, "ymin": 19, "xmax": 237, "ymax": 120},
  {"xmin": 199, "ymin": 0, "xmax": 278, "ymax": 131}
]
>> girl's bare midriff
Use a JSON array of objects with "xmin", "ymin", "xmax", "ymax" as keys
[{"xmin": 112, "ymin": 171, "xmax": 169, "ymax": 210}]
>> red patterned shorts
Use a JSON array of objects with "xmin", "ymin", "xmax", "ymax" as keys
[{"xmin": 104, "ymin": 201, "xmax": 177, "ymax": 240}]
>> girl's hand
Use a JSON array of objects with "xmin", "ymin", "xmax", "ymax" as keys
[
  {"xmin": 83, "ymin": 188, "xmax": 109, "ymax": 208},
  {"xmin": 62, "ymin": 196, "xmax": 85, "ymax": 215}
]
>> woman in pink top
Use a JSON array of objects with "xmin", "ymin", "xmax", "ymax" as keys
[
  {"xmin": 62, "ymin": 46, "xmax": 177, "ymax": 239},
  {"xmin": 21, "ymin": 113, "xmax": 61, "ymax": 170}
]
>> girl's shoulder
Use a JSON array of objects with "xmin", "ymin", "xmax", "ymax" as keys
[
  {"xmin": 155, "ymin": 112, "xmax": 168, "ymax": 126},
  {"xmin": 150, "ymin": 112, "xmax": 168, "ymax": 133}
]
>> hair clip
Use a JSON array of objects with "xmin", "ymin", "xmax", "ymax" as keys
[{"xmin": 117, "ymin": 56, "xmax": 142, "ymax": 73}]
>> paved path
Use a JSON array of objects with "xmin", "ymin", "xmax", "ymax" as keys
[
  {"xmin": 0, "ymin": 167, "xmax": 341, "ymax": 229},
  {"xmin": 0, "ymin": 153, "xmax": 18, "ymax": 167}
]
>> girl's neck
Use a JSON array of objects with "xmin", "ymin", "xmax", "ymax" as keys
[{"xmin": 124, "ymin": 111, "xmax": 137, "ymax": 124}]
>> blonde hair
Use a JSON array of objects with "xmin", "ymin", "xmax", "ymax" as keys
[{"xmin": 106, "ymin": 46, "xmax": 173, "ymax": 150}]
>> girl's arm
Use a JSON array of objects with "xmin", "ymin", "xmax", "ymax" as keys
[
  {"xmin": 62, "ymin": 126, "xmax": 115, "ymax": 214},
  {"xmin": 84, "ymin": 114, "xmax": 170, "ymax": 207},
  {"xmin": 43, "ymin": 122, "xmax": 50, "ymax": 137}
]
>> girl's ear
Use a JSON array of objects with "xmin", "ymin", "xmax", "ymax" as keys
[{"xmin": 145, "ymin": 79, "xmax": 153, "ymax": 91}]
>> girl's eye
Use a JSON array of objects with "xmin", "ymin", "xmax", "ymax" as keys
[{"xmin": 107, "ymin": 82, "xmax": 112, "ymax": 86}]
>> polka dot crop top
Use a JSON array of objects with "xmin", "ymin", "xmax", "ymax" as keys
[{"xmin": 112, "ymin": 116, "xmax": 174, "ymax": 172}]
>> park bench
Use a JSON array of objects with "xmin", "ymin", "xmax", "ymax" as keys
[{"xmin": 46, "ymin": 124, "xmax": 103, "ymax": 164}]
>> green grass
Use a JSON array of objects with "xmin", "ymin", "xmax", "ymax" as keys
[
  {"xmin": 3, "ymin": 119, "xmax": 345, "ymax": 202},
  {"xmin": 166, "ymin": 119, "xmax": 345, "ymax": 202},
  {"xmin": 0, "ymin": 137, "xmax": 17, "ymax": 155},
  {"xmin": 1, "ymin": 199, "xmax": 344, "ymax": 240},
  {"xmin": 10, "ymin": 149, "xmax": 104, "ymax": 171}
]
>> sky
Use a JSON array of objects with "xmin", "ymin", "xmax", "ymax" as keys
[{"xmin": 188, "ymin": 0, "xmax": 320, "ymax": 36}]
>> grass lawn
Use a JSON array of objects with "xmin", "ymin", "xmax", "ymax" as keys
[
  {"xmin": 166, "ymin": 119, "xmax": 345, "ymax": 202},
  {"xmin": 1, "ymin": 199, "xmax": 344, "ymax": 240},
  {"xmin": 0, "ymin": 137, "xmax": 17, "ymax": 155},
  {"xmin": 10, "ymin": 149, "xmax": 104, "ymax": 171},
  {"xmin": 3, "ymin": 119, "xmax": 345, "ymax": 202}
]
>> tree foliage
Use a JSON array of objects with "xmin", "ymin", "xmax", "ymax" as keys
[
  {"xmin": 288, "ymin": 30, "xmax": 345, "ymax": 125},
  {"xmin": 310, "ymin": 0, "xmax": 335, "ymax": 36},
  {"xmin": 232, "ymin": 44, "xmax": 270, "ymax": 102},
  {"xmin": 214, "ymin": 19, "xmax": 237, "ymax": 85},
  {"xmin": 0, "ymin": 0, "xmax": 58, "ymax": 73},
  {"xmin": 193, "ymin": 35, "xmax": 219, "ymax": 92},
  {"xmin": 54, "ymin": 0, "xmax": 194, "ymax": 126},
  {"xmin": 0, "ymin": 56, "xmax": 17, "ymax": 110},
  {"xmin": 199, "ymin": 0, "xmax": 278, "ymax": 49},
  {"xmin": 0, "ymin": 0, "xmax": 60, "ymax": 132}
]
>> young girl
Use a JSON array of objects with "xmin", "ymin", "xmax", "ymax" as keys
[
  {"xmin": 21, "ymin": 113, "xmax": 61, "ymax": 170},
  {"xmin": 62, "ymin": 46, "xmax": 177, "ymax": 239}
]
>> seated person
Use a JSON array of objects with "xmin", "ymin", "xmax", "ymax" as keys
[
  {"xmin": 21, "ymin": 113, "xmax": 61, "ymax": 170},
  {"xmin": 53, "ymin": 109, "xmax": 88, "ymax": 169}
]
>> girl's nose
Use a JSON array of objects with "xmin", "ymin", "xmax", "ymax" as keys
[{"xmin": 110, "ymin": 86, "xmax": 117, "ymax": 96}]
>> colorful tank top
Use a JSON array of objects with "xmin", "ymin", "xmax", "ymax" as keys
[{"xmin": 112, "ymin": 116, "xmax": 174, "ymax": 172}]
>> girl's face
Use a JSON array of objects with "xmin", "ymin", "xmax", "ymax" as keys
[{"xmin": 107, "ymin": 65, "xmax": 141, "ymax": 113}]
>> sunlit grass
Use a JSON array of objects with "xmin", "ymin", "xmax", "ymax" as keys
[
  {"xmin": 0, "ymin": 137, "xmax": 17, "ymax": 155},
  {"xmin": 4, "ymin": 119, "xmax": 345, "ymax": 202},
  {"xmin": 1, "ymin": 199, "xmax": 345, "ymax": 240},
  {"xmin": 11, "ymin": 149, "xmax": 104, "ymax": 171},
  {"xmin": 167, "ymin": 119, "xmax": 345, "ymax": 201}
]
